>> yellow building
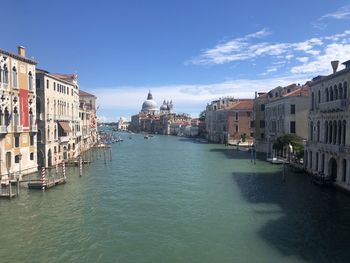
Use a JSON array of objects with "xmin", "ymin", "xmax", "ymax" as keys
[{"xmin": 0, "ymin": 46, "xmax": 37, "ymax": 180}]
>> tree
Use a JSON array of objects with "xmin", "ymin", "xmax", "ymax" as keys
[
  {"xmin": 199, "ymin": 110, "xmax": 206, "ymax": 121},
  {"xmin": 273, "ymin": 134, "xmax": 304, "ymax": 160}
]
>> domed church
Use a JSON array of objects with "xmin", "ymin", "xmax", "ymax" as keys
[{"xmin": 141, "ymin": 91, "xmax": 158, "ymax": 114}]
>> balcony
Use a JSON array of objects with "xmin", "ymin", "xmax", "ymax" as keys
[
  {"xmin": 0, "ymin": 125, "xmax": 7, "ymax": 133},
  {"xmin": 319, "ymin": 99, "xmax": 349, "ymax": 113},
  {"xmin": 55, "ymin": 115, "xmax": 71, "ymax": 121},
  {"xmin": 13, "ymin": 125, "xmax": 23, "ymax": 133},
  {"xmin": 59, "ymin": 136, "xmax": 69, "ymax": 143}
]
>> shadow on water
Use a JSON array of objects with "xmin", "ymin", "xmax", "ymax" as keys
[
  {"xmin": 233, "ymin": 168, "xmax": 350, "ymax": 263},
  {"xmin": 210, "ymin": 148, "xmax": 253, "ymax": 160}
]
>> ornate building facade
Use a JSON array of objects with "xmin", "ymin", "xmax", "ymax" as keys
[
  {"xmin": 305, "ymin": 61, "xmax": 350, "ymax": 190},
  {"xmin": 0, "ymin": 46, "xmax": 37, "ymax": 180}
]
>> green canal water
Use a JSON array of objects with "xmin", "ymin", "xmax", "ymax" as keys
[{"xmin": 1, "ymin": 133, "xmax": 350, "ymax": 263}]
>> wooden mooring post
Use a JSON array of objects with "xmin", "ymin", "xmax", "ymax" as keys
[{"xmin": 79, "ymin": 156, "xmax": 83, "ymax": 177}]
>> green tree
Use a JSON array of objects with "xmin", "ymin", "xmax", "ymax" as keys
[
  {"xmin": 272, "ymin": 134, "xmax": 304, "ymax": 159},
  {"xmin": 199, "ymin": 110, "xmax": 206, "ymax": 121}
]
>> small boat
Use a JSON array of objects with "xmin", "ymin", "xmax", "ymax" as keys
[
  {"xmin": 267, "ymin": 157, "xmax": 285, "ymax": 164},
  {"xmin": 144, "ymin": 135, "xmax": 149, "ymax": 139}
]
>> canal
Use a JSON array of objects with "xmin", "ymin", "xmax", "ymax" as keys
[{"xmin": 1, "ymin": 133, "xmax": 350, "ymax": 263}]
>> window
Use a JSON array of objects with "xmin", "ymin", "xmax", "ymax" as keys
[
  {"xmin": 235, "ymin": 112, "xmax": 238, "ymax": 120},
  {"xmin": 47, "ymin": 79, "xmax": 49, "ymax": 89},
  {"xmin": 260, "ymin": 120, "xmax": 265, "ymax": 128},
  {"xmin": 30, "ymin": 153, "xmax": 34, "ymax": 160},
  {"xmin": 290, "ymin": 104, "xmax": 295, "ymax": 114},
  {"xmin": 12, "ymin": 67, "xmax": 17, "ymax": 88},
  {"xmin": 15, "ymin": 135, "xmax": 20, "ymax": 147},
  {"xmin": 36, "ymin": 78, "xmax": 40, "ymax": 89},
  {"xmin": 290, "ymin": 121, "xmax": 296, "ymax": 133},
  {"xmin": 28, "ymin": 71, "xmax": 33, "ymax": 91},
  {"xmin": 2, "ymin": 65, "xmax": 9, "ymax": 84},
  {"xmin": 15, "ymin": 155, "xmax": 20, "ymax": 163},
  {"xmin": 235, "ymin": 125, "xmax": 238, "ymax": 132},
  {"xmin": 260, "ymin": 104, "xmax": 265, "ymax": 111},
  {"xmin": 260, "ymin": 133, "xmax": 264, "ymax": 139},
  {"xmin": 30, "ymin": 135, "xmax": 34, "ymax": 145}
]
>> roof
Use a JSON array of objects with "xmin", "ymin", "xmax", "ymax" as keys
[
  {"xmin": 284, "ymin": 85, "xmax": 310, "ymax": 97},
  {"xmin": 0, "ymin": 48, "xmax": 37, "ymax": 65},
  {"xmin": 228, "ymin": 99, "xmax": 253, "ymax": 110},
  {"xmin": 79, "ymin": 90, "xmax": 96, "ymax": 97},
  {"xmin": 51, "ymin": 73, "xmax": 77, "ymax": 84},
  {"xmin": 37, "ymin": 69, "xmax": 75, "ymax": 86}
]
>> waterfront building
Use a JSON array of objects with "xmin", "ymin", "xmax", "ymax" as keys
[
  {"xmin": 0, "ymin": 46, "xmax": 37, "ymax": 180},
  {"xmin": 305, "ymin": 60, "xmax": 350, "ymax": 189},
  {"xmin": 227, "ymin": 100, "xmax": 254, "ymax": 145},
  {"xmin": 36, "ymin": 69, "xmax": 80, "ymax": 167},
  {"xmin": 79, "ymin": 90, "xmax": 98, "ymax": 153},
  {"xmin": 205, "ymin": 98, "xmax": 253, "ymax": 144},
  {"xmin": 252, "ymin": 92, "xmax": 268, "ymax": 152},
  {"xmin": 116, "ymin": 117, "xmax": 129, "ymax": 131},
  {"xmin": 130, "ymin": 91, "xmax": 194, "ymax": 136},
  {"xmin": 264, "ymin": 83, "xmax": 310, "ymax": 155}
]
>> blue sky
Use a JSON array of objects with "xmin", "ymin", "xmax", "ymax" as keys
[{"xmin": 2, "ymin": 0, "xmax": 350, "ymax": 121}]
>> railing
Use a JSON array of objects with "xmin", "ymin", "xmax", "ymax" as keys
[
  {"xmin": 319, "ymin": 99, "xmax": 349, "ymax": 112},
  {"xmin": 59, "ymin": 136, "xmax": 69, "ymax": 143},
  {"xmin": 0, "ymin": 125, "xmax": 7, "ymax": 133}
]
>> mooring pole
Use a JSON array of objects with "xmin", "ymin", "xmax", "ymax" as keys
[
  {"xmin": 109, "ymin": 146, "xmax": 112, "ymax": 162},
  {"xmin": 16, "ymin": 177, "xmax": 19, "ymax": 197},
  {"xmin": 62, "ymin": 162, "xmax": 66, "ymax": 180},
  {"xmin": 79, "ymin": 156, "xmax": 83, "ymax": 177},
  {"xmin": 104, "ymin": 146, "xmax": 107, "ymax": 165},
  {"xmin": 9, "ymin": 180, "xmax": 12, "ymax": 200},
  {"xmin": 41, "ymin": 167, "xmax": 46, "ymax": 191}
]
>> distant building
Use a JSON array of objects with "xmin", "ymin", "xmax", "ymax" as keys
[
  {"xmin": 305, "ymin": 60, "xmax": 350, "ymax": 189},
  {"xmin": 253, "ymin": 92, "xmax": 268, "ymax": 152},
  {"xmin": 0, "ymin": 46, "xmax": 37, "ymax": 180},
  {"xmin": 117, "ymin": 117, "xmax": 129, "ymax": 131},
  {"xmin": 79, "ymin": 90, "xmax": 97, "ymax": 152}
]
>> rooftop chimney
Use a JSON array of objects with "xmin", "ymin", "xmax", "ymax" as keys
[
  {"xmin": 17, "ymin": 46, "xmax": 26, "ymax": 57},
  {"xmin": 331, "ymin": 60, "xmax": 339, "ymax": 74}
]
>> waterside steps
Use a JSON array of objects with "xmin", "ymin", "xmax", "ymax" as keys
[{"xmin": 27, "ymin": 177, "xmax": 66, "ymax": 190}]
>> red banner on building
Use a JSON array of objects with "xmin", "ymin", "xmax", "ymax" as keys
[{"xmin": 20, "ymin": 89, "xmax": 29, "ymax": 129}]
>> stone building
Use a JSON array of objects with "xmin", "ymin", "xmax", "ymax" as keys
[
  {"xmin": 264, "ymin": 84, "xmax": 310, "ymax": 154},
  {"xmin": 305, "ymin": 60, "xmax": 350, "ymax": 190},
  {"xmin": 79, "ymin": 90, "xmax": 98, "ymax": 153},
  {"xmin": 205, "ymin": 98, "xmax": 253, "ymax": 144},
  {"xmin": 36, "ymin": 69, "xmax": 80, "ymax": 167},
  {"xmin": 227, "ymin": 100, "xmax": 253, "ymax": 145},
  {"xmin": 253, "ymin": 92, "xmax": 268, "ymax": 152},
  {"xmin": 0, "ymin": 46, "xmax": 37, "ymax": 180}
]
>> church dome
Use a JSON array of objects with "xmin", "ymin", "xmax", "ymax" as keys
[
  {"xmin": 141, "ymin": 91, "xmax": 158, "ymax": 112},
  {"xmin": 160, "ymin": 100, "xmax": 169, "ymax": 111}
]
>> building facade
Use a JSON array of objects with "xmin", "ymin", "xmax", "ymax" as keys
[
  {"xmin": 305, "ymin": 61, "xmax": 350, "ymax": 190},
  {"xmin": 253, "ymin": 92, "xmax": 268, "ymax": 152},
  {"xmin": 0, "ymin": 46, "xmax": 37, "ymax": 180},
  {"xmin": 264, "ymin": 84, "xmax": 310, "ymax": 155},
  {"xmin": 36, "ymin": 69, "xmax": 80, "ymax": 167}
]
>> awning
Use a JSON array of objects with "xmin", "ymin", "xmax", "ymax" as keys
[{"xmin": 58, "ymin": 121, "xmax": 72, "ymax": 133}]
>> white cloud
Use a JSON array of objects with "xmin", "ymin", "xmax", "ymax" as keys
[
  {"xmin": 91, "ymin": 74, "xmax": 309, "ymax": 118},
  {"xmin": 320, "ymin": 5, "xmax": 350, "ymax": 20}
]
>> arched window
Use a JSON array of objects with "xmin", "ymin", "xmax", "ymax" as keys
[
  {"xmin": 321, "ymin": 153, "xmax": 325, "ymax": 173},
  {"xmin": 344, "ymin": 82, "xmax": 348, "ymax": 99},
  {"xmin": 334, "ymin": 85, "xmax": 338, "ymax": 100},
  {"xmin": 317, "ymin": 121, "xmax": 320, "ymax": 142},
  {"xmin": 4, "ymin": 107, "xmax": 10, "ymax": 126},
  {"xmin": 325, "ymin": 121, "xmax": 328, "ymax": 143},
  {"xmin": 48, "ymin": 127, "xmax": 50, "ymax": 141},
  {"xmin": 3, "ymin": 65, "xmax": 9, "ymax": 84},
  {"xmin": 339, "ymin": 83, "xmax": 343, "ymax": 99},
  {"xmin": 12, "ymin": 66, "xmax": 17, "ymax": 88},
  {"xmin": 310, "ymin": 121, "xmax": 314, "ymax": 141},
  {"xmin": 333, "ymin": 120, "xmax": 337, "ymax": 144},
  {"xmin": 338, "ymin": 120, "xmax": 342, "ymax": 145},
  {"xmin": 330, "ymin": 86, "xmax": 334, "ymax": 101},
  {"xmin": 13, "ymin": 106, "xmax": 19, "ymax": 126},
  {"xmin": 343, "ymin": 159, "xmax": 347, "ymax": 182},
  {"xmin": 316, "ymin": 152, "xmax": 319, "ymax": 172},
  {"xmin": 326, "ymin": 88, "xmax": 329, "ymax": 102},
  {"xmin": 0, "ymin": 109, "xmax": 3, "ymax": 125},
  {"xmin": 318, "ymin": 89, "xmax": 321, "ymax": 104},
  {"xmin": 28, "ymin": 71, "xmax": 33, "ymax": 91},
  {"xmin": 329, "ymin": 121, "xmax": 333, "ymax": 144}
]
